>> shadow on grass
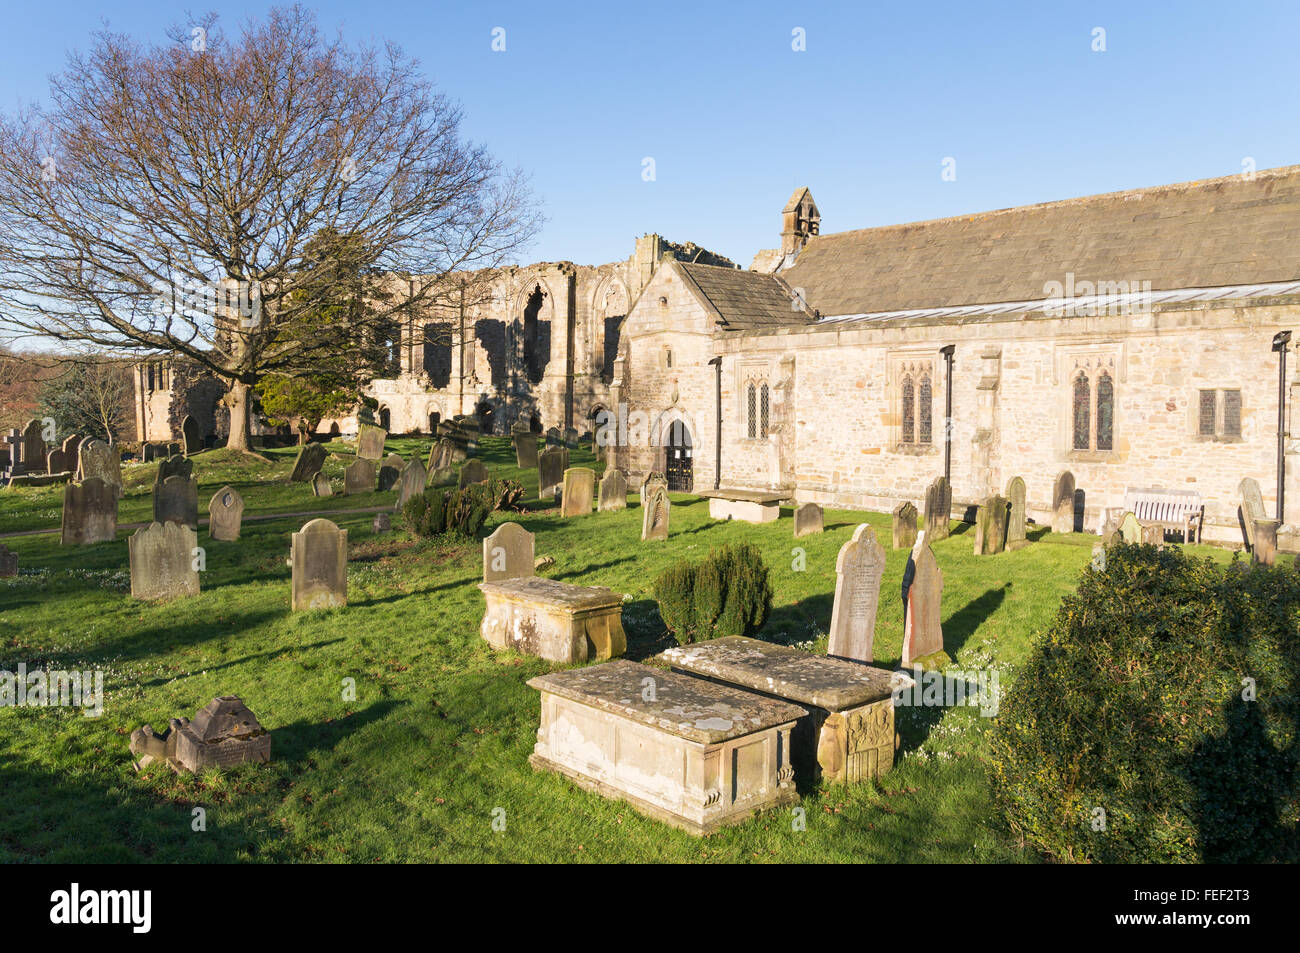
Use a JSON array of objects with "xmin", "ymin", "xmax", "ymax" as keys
[
  {"xmin": 36, "ymin": 608, "xmax": 287, "ymax": 668},
  {"xmin": 136, "ymin": 637, "xmax": 346, "ymax": 689},
  {"xmin": 621, "ymin": 599, "xmax": 676, "ymax": 661},
  {"xmin": 943, "ymin": 584, "xmax": 1010, "ymax": 659},
  {"xmin": 763, "ymin": 591, "xmax": 833, "ymax": 646},
  {"xmin": 274, "ymin": 698, "xmax": 408, "ymax": 766}
]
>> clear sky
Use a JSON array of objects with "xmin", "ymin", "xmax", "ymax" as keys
[{"xmin": 3, "ymin": 1, "xmax": 1298, "ymax": 268}]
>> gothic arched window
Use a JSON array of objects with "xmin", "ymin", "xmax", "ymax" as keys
[
  {"xmin": 1096, "ymin": 372, "xmax": 1114, "ymax": 451},
  {"xmin": 1073, "ymin": 372, "xmax": 1091, "ymax": 450},
  {"xmin": 760, "ymin": 384, "xmax": 770, "ymax": 438},
  {"xmin": 919, "ymin": 375, "xmax": 933, "ymax": 445},
  {"xmin": 901, "ymin": 376, "xmax": 915, "ymax": 444}
]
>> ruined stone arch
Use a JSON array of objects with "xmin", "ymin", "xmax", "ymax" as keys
[
  {"xmin": 589, "ymin": 275, "xmax": 630, "ymax": 384},
  {"xmin": 511, "ymin": 274, "xmax": 557, "ymax": 386}
]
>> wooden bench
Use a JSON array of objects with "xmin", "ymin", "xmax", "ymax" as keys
[{"xmin": 1121, "ymin": 487, "xmax": 1204, "ymax": 544}]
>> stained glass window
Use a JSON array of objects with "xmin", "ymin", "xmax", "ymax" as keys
[
  {"xmin": 919, "ymin": 375, "xmax": 933, "ymax": 445},
  {"xmin": 760, "ymin": 384, "xmax": 770, "ymax": 438},
  {"xmin": 747, "ymin": 383, "xmax": 756, "ymax": 439},
  {"xmin": 1073, "ymin": 373, "xmax": 1091, "ymax": 450},
  {"xmin": 1096, "ymin": 373, "xmax": 1114, "ymax": 451},
  {"xmin": 901, "ymin": 376, "xmax": 915, "ymax": 444},
  {"xmin": 1223, "ymin": 390, "xmax": 1242, "ymax": 437}
]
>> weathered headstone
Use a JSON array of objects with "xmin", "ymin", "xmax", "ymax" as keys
[
  {"xmin": 538, "ymin": 446, "xmax": 568, "ymax": 500},
  {"xmin": 1005, "ymin": 476, "xmax": 1028, "ymax": 549},
  {"xmin": 153, "ymin": 474, "xmax": 199, "ymax": 528},
  {"xmin": 428, "ymin": 437, "xmax": 466, "ymax": 471},
  {"xmin": 356, "ymin": 423, "xmax": 387, "ymax": 461},
  {"xmin": 598, "ymin": 468, "xmax": 628, "ymax": 511},
  {"xmin": 372, "ymin": 513, "xmax": 391, "ymax": 533},
  {"xmin": 156, "ymin": 454, "xmax": 193, "ymax": 483},
  {"xmin": 563, "ymin": 427, "xmax": 579, "ymax": 449},
  {"xmin": 61, "ymin": 433, "xmax": 83, "ymax": 459},
  {"xmin": 642, "ymin": 484, "xmax": 670, "ymax": 541},
  {"xmin": 130, "ymin": 695, "xmax": 271, "ymax": 773},
  {"xmin": 394, "ymin": 458, "xmax": 426, "ymax": 513},
  {"xmin": 794, "ymin": 502, "xmax": 824, "ymax": 538},
  {"xmin": 79, "ymin": 439, "xmax": 121, "ymax": 498},
  {"xmin": 209, "ymin": 486, "xmax": 245, "ymax": 541},
  {"xmin": 459, "ymin": 458, "xmax": 489, "ymax": 488},
  {"xmin": 129, "ymin": 521, "xmax": 200, "ymax": 601},
  {"xmin": 560, "ymin": 467, "xmax": 596, "ymax": 516},
  {"xmin": 290, "ymin": 518, "xmax": 347, "ymax": 610},
  {"xmin": 0, "ymin": 543, "xmax": 16, "ymax": 577},
  {"xmin": 46, "ymin": 446, "xmax": 72, "ymax": 475},
  {"xmin": 61, "ymin": 478, "xmax": 118, "ymax": 544},
  {"xmin": 513, "ymin": 431, "xmax": 539, "ymax": 468},
  {"xmin": 901, "ymin": 532, "xmax": 944, "ymax": 667},
  {"xmin": 344, "ymin": 457, "xmax": 376, "ymax": 494},
  {"xmin": 923, "ymin": 476, "xmax": 951, "ymax": 540},
  {"xmin": 1052, "ymin": 471, "xmax": 1076, "ymax": 533},
  {"xmin": 312, "ymin": 472, "xmax": 333, "ymax": 497},
  {"xmin": 892, "ymin": 501, "xmax": 918, "ymax": 550},
  {"xmin": 289, "ymin": 442, "xmax": 327, "ymax": 482},
  {"xmin": 1118, "ymin": 511, "xmax": 1142, "ymax": 544},
  {"xmin": 426, "ymin": 465, "xmax": 457, "ymax": 488},
  {"xmin": 378, "ymin": 453, "xmax": 403, "ymax": 492},
  {"xmin": 640, "ymin": 471, "xmax": 668, "ymax": 506},
  {"xmin": 1239, "ymin": 477, "xmax": 1267, "ymax": 551},
  {"xmin": 21, "ymin": 419, "xmax": 45, "ymax": 474},
  {"xmin": 974, "ymin": 494, "xmax": 1009, "ymax": 555},
  {"xmin": 182, "ymin": 415, "xmax": 201, "ymax": 456},
  {"xmin": 545, "ymin": 427, "xmax": 562, "ymax": 447},
  {"xmin": 483, "ymin": 521, "xmax": 535, "ymax": 583},
  {"xmin": 827, "ymin": 524, "xmax": 886, "ymax": 664},
  {"xmin": 1253, "ymin": 520, "xmax": 1278, "ymax": 566}
]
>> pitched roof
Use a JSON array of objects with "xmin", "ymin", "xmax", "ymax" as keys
[
  {"xmin": 676, "ymin": 261, "xmax": 811, "ymax": 330},
  {"xmin": 781, "ymin": 165, "xmax": 1300, "ymax": 317}
]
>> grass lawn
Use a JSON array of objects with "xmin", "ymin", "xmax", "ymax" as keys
[{"xmin": 0, "ymin": 436, "xmax": 1272, "ymax": 862}]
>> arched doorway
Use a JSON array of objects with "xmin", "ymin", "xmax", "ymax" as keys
[
  {"xmin": 476, "ymin": 402, "xmax": 495, "ymax": 436},
  {"xmin": 529, "ymin": 413, "xmax": 542, "ymax": 434},
  {"xmin": 666, "ymin": 420, "xmax": 693, "ymax": 491},
  {"xmin": 428, "ymin": 411, "xmax": 441, "ymax": 433},
  {"xmin": 378, "ymin": 407, "xmax": 391, "ymax": 430}
]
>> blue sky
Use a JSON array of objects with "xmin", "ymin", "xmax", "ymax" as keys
[{"xmin": 3, "ymin": 1, "xmax": 1298, "ymax": 267}]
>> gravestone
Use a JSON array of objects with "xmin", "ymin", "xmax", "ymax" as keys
[
  {"xmin": 794, "ymin": 502, "xmax": 824, "ymax": 538},
  {"xmin": 344, "ymin": 457, "xmax": 376, "ymax": 494},
  {"xmin": 642, "ymin": 484, "xmax": 670, "ymax": 541},
  {"xmin": 827, "ymin": 524, "xmax": 886, "ymax": 664},
  {"xmin": 923, "ymin": 476, "xmax": 951, "ymax": 540},
  {"xmin": 545, "ymin": 427, "xmax": 562, "ymax": 447},
  {"xmin": 426, "ymin": 466, "xmax": 457, "ymax": 488},
  {"xmin": 483, "ymin": 521, "xmax": 535, "ymax": 583},
  {"xmin": 46, "ymin": 446, "xmax": 72, "ymax": 475},
  {"xmin": 538, "ymin": 446, "xmax": 568, "ymax": 500},
  {"xmin": 182, "ymin": 415, "xmax": 201, "ymax": 456},
  {"xmin": 1005, "ymin": 476, "xmax": 1028, "ymax": 549},
  {"xmin": 513, "ymin": 432, "xmax": 539, "ymax": 468},
  {"xmin": 290, "ymin": 518, "xmax": 348, "ymax": 610},
  {"xmin": 459, "ymin": 458, "xmax": 489, "ymax": 488},
  {"xmin": 428, "ymin": 437, "xmax": 467, "ymax": 471},
  {"xmin": 129, "ymin": 521, "xmax": 200, "ymax": 601},
  {"xmin": 156, "ymin": 454, "xmax": 193, "ymax": 483},
  {"xmin": 289, "ymin": 442, "xmax": 327, "ymax": 482},
  {"xmin": 560, "ymin": 467, "xmax": 596, "ymax": 517},
  {"xmin": 598, "ymin": 468, "xmax": 628, "ymax": 511},
  {"xmin": 892, "ymin": 501, "xmax": 918, "ymax": 550},
  {"xmin": 1253, "ymin": 520, "xmax": 1278, "ymax": 566},
  {"xmin": 61, "ymin": 478, "xmax": 118, "ymax": 544},
  {"xmin": 61, "ymin": 433, "xmax": 83, "ymax": 459},
  {"xmin": 1118, "ymin": 511, "xmax": 1141, "ymax": 543},
  {"xmin": 356, "ymin": 423, "xmax": 387, "ymax": 461},
  {"xmin": 378, "ymin": 453, "xmax": 404, "ymax": 492},
  {"xmin": 1052, "ymin": 471, "xmax": 1076, "ymax": 533},
  {"xmin": 312, "ymin": 472, "xmax": 333, "ymax": 497},
  {"xmin": 79, "ymin": 440, "xmax": 121, "ymax": 498},
  {"xmin": 130, "ymin": 695, "xmax": 271, "ymax": 774},
  {"xmin": 1239, "ymin": 477, "xmax": 1267, "ymax": 551},
  {"xmin": 640, "ymin": 471, "xmax": 668, "ymax": 506},
  {"xmin": 394, "ymin": 458, "xmax": 426, "ymax": 513},
  {"xmin": 153, "ymin": 474, "xmax": 199, "ymax": 528},
  {"xmin": 209, "ymin": 486, "xmax": 245, "ymax": 541},
  {"xmin": 974, "ymin": 494, "xmax": 1009, "ymax": 555},
  {"xmin": 372, "ymin": 513, "xmax": 391, "ymax": 533},
  {"xmin": 901, "ymin": 532, "xmax": 944, "ymax": 667},
  {"xmin": 563, "ymin": 427, "xmax": 579, "ymax": 449},
  {"xmin": 21, "ymin": 419, "xmax": 45, "ymax": 473},
  {"xmin": 0, "ymin": 543, "xmax": 16, "ymax": 577}
]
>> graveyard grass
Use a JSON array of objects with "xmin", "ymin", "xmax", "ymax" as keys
[{"xmin": 1, "ymin": 437, "xmax": 1279, "ymax": 863}]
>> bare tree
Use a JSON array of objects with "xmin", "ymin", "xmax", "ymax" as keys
[{"xmin": 0, "ymin": 5, "xmax": 539, "ymax": 450}]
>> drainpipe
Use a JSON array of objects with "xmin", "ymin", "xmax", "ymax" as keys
[
  {"xmin": 708, "ymin": 356, "xmax": 722, "ymax": 489},
  {"xmin": 940, "ymin": 344, "xmax": 956, "ymax": 484},
  {"xmin": 1273, "ymin": 331, "xmax": 1291, "ymax": 522}
]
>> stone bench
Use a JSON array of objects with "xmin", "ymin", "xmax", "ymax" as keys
[
  {"xmin": 664, "ymin": 636, "xmax": 898, "ymax": 785},
  {"xmin": 478, "ymin": 576, "xmax": 626, "ymax": 664},
  {"xmin": 699, "ymin": 488, "xmax": 787, "ymax": 523},
  {"xmin": 528, "ymin": 659, "xmax": 804, "ymax": 835}
]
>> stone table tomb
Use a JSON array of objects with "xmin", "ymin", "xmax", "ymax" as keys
[{"xmin": 478, "ymin": 576, "xmax": 626, "ymax": 664}]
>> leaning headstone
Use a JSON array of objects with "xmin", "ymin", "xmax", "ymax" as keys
[
  {"xmin": 182, "ymin": 415, "xmax": 201, "ymax": 456},
  {"xmin": 129, "ymin": 521, "xmax": 200, "ymax": 601},
  {"xmin": 1005, "ymin": 476, "xmax": 1028, "ymax": 549},
  {"xmin": 459, "ymin": 458, "xmax": 489, "ymax": 488},
  {"xmin": 560, "ymin": 467, "xmax": 596, "ymax": 517},
  {"xmin": 312, "ymin": 472, "xmax": 333, "ymax": 497},
  {"xmin": 356, "ymin": 423, "xmax": 387, "ymax": 461},
  {"xmin": 426, "ymin": 466, "xmax": 457, "ymax": 488},
  {"xmin": 394, "ymin": 458, "xmax": 427, "ymax": 513},
  {"xmin": 513, "ymin": 431, "xmax": 539, "ymax": 468},
  {"xmin": 61, "ymin": 478, "xmax": 118, "ymax": 544},
  {"xmin": 598, "ymin": 468, "xmax": 628, "ymax": 511},
  {"xmin": 0, "ymin": 544, "xmax": 16, "ymax": 577},
  {"xmin": 378, "ymin": 453, "xmax": 404, "ymax": 491},
  {"xmin": 640, "ymin": 471, "xmax": 668, "ymax": 506},
  {"xmin": 79, "ymin": 439, "xmax": 121, "ymax": 498},
  {"xmin": 892, "ymin": 501, "xmax": 918, "ymax": 550},
  {"xmin": 344, "ymin": 457, "xmax": 376, "ymax": 494},
  {"xmin": 901, "ymin": 532, "xmax": 944, "ymax": 667},
  {"xmin": 793, "ymin": 502, "xmax": 824, "ymax": 538},
  {"xmin": 827, "ymin": 524, "xmax": 886, "ymax": 664},
  {"xmin": 642, "ymin": 484, "xmax": 670, "ymax": 541},
  {"xmin": 289, "ymin": 442, "xmax": 327, "ymax": 482},
  {"xmin": 974, "ymin": 495, "xmax": 1009, "ymax": 555},
  {"xmin": 538, "ymin": 446, "xmax": 568, "ymax": 500},
  {"xmin": 1239, "ymin": 477, "xmax": 1267, "ymax": 551},
  {"xmin": 923, "ymin": 476, "xmax": 951, "ymax": 541},
  {"xmin": 1052, "ymin": 471, "xmax": 1076, "ymax": 533},
  {"xmin": 483, "ymin": 522, "xmax": 535, "ymax": 583},
  {"xmin": 208, "ymin": 486, "xmax": 245, "ymax": 541},
  {"xmin": 290, "ymin": 518, "xmax": 347, "ymax": 610},
  {"xmin": 153, "ymin": 474, "xmax": 199, "ymax": 528}
]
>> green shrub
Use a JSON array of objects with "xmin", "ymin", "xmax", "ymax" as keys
[
  {"xmin": 402, "ymin": 483, "xmax": 494, "ymax": 539},
  {"xmin": 991, "ymin": 542, "xmax": 1300, "ymax": 863},
  {"xmin": 653, "ymin": 543, "xmax": 772, "ymax": 645},
  {"xmin": 487, "ymin": 477, "xmax": 524, "ymax": 511}
]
